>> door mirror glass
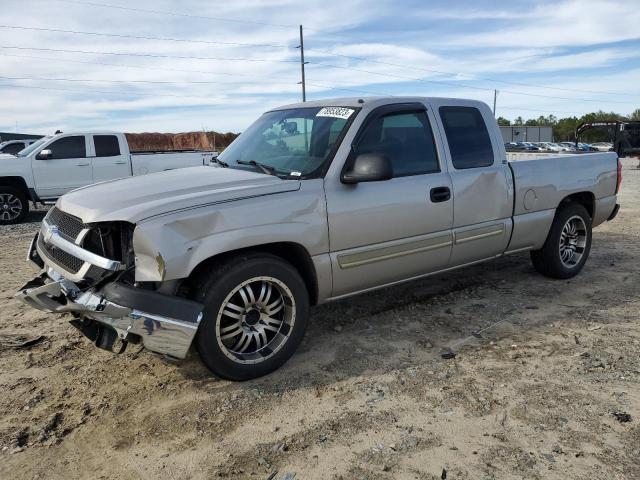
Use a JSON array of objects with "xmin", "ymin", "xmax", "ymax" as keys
[
  {"xmin": 341, "ymin": 153, "xmax": 393, "ymax": 184},
  {"xmin": 36, "ymin": 149, "xmax": 53, "ymax": 160}
]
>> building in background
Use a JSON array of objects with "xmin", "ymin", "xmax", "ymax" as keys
[{"xmin": 500, "ymin": 126, "xmax": 553, "ymax": 143}]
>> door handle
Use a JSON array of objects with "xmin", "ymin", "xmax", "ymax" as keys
[
  {"xmin": 76, "ymin": 161, "xmax": 90, "ymax": 166},
  {"xmin": 114, "ymin": 160, "xmax": 127, "ymax": 164},
  {"xmin": 430, "ymin": 186, "xmax": 451, "ymax": 203}
]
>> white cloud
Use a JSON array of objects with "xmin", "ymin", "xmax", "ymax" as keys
[{"xmin": 0, "ymin": 0, "xmax": 637, "ymax": 133}]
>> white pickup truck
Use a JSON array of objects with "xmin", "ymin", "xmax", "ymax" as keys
[{"xmin": 0, "ymin": 131, "xmax": 216, "ymax": 224}]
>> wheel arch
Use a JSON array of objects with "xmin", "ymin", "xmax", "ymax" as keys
[
  {"xmin": 185, "ymin": 242, "xmax": 320, "ymax": 305},
  {"xmin": 558, "ymin": 191, "xmax": 595, "ymax": 218},
  {"xmin": 0, "ymin": 176, "xmax": 33, "ymax": 200}
]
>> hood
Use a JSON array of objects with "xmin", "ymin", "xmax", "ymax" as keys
[{"xmin": 58, "ymin": 166, "xmax": 301, "ymax": 224}]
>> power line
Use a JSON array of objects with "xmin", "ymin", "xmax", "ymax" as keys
[
  {"xmin": 498, "ymin": 106, "xmax": 583, "ymax": 115},
  {"xmin": 0, "ymin": 52, "xmax": 296, "ymax": 83},
  {"xmin": 0, "ymin": 25, "xmax": 291, "ymax": 49},
  {"xmin": 309, "ymin": 62, "xmax": 635, "ymax": 105},
  {"xmin": 0, "ymin": 74, "xmax": 294, "ymax": 87},
  {"xmin": 309, "ymin": 61, "xmax": 496, "ymax": 92},
  {"xmin": 0, "ymin": 81, "xmax": 235, "ymax": 99},
  {"xmin": 46, "ymin": 0, "xmax": 331, "ymax": 36},
  {"xmin": 305, "ymin": 81, "xmax": 387, "ymax": 96},
  {"xmin": 307, "ymin": 49, "xmax": 640, "ymax": 98},
  {"xmin": 0, "ymin": 45, "xmax": 299, "ymax": 63},
  {"xmin": 50, "ymin": 0, "xmax": 297, "ymax": 29}
]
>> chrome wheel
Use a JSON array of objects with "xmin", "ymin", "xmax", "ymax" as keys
[
  {"xmin": 559, "ymin": 215, "xmax": 587, "ymax": 268},
  {"xmin": 215, "ymin": 276, "xmax": 296, "ymax": 364},
  {"xmin": 0, "ymin": 193, "xmax": 23, "ymax": 222}
]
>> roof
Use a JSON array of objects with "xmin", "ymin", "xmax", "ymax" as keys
[{"xmin": 269, "ymin": 95, "xmax": 490, "ymax": 112}]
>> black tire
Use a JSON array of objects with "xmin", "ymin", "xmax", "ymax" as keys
[
  {"xmin": 194, "ymin": 253, "xmax": 309, "ymax": 381},
  {"xmin": 0, "ymin": 186, "xmax": 29, "ymax": 225},
  {"xmin": 530, "ymin": 202, "xmax": 592, "ymax": 279}
]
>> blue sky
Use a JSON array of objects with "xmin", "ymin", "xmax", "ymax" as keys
[{"xmin": 1, "ymin": 0, "xmax": 639, "ymax": 133}]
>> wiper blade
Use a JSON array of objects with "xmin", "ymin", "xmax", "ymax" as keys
[
  {"xmin": 236, "ymin": 159, "xmax": 276, "ymax": 175},
  {"xmin": 212, "ymin": 156, "xmax": 229, "ymax": 167}
]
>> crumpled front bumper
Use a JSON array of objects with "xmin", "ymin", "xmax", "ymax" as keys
[{"xmin": 16, "ymin": 240, "xmax": 203, "ymax": 359}]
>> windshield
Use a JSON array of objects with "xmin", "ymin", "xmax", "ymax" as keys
[
  {"xmin": 218, "ymin": 106, "xmax": 357, "ymax": 177},
  {"xmin": 18, "ymin": 136, "xmax": 51, "ymax": 157}
]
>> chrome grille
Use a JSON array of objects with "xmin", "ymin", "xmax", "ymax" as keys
[
  {"xmin": 37, "ymin": 233, "xmax": 84, "ymax": 274},
  {"xmin": 46, "ymin": 207, "xmax": 85, "ymax": 241}
]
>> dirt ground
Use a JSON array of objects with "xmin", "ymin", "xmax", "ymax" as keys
[{"xmin": 1, "ymin": 159, "xmax": 638, "ymax": 480}]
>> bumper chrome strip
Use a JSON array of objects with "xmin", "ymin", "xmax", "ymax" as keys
[
  {"xmin": 41, "ymin": 219, "xmax": 123, "ymax": 271},
  {"xmin": 15, "ymin": 270, "xmax": 200, "ymax": 359}
]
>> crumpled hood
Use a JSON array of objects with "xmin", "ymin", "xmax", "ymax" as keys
[{"xmin": 58, "ymin": 166, "xmax": 301, "ymax": 224}]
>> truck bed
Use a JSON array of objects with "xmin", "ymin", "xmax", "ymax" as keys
[
  {"xmin": 505, "ymin": 151, "xmax": 618, "ymax": 253},
  {"xmin": 130, "ymin": 150, "xmax": 215, "ymax": 176}
]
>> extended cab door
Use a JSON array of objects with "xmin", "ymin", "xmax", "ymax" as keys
[
  {"xmin": 325, "ymin": 103, "xmax": 454, "ymax": 298},
  {"xmin": 90, "ymin": 134, "xmax": 131, "ymax": 183},
  {"xmin": 31, "ymin": 135, "xmax": 93, "ymax": 199},
  {"xmin": 431, "ymin": 101, "xmax": 513, "ymax": 266}
]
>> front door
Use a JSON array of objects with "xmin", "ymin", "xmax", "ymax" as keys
[
  {"xmin": 32, "ymin": 135, "xmax": 93, "ymax": 199},
  {"xmin": 326, "ymin": 103, "xmax": 454, "ymax": 298},
  {"xmin": 433, "ymin": 102, "xmax": 513, "ymax": 266}
]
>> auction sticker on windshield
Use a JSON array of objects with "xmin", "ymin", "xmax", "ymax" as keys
[{"xmin": 316, "ymin": 107, "xmax": 355, "ymax": 119}]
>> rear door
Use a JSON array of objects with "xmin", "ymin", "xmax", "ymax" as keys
[
  {"xmin": 31, "ymin": 135, "xmax": 93, "ymax": 199},
  {"xmin": 91, "ymin": 134, "xmax": 131, "ymax": 182},
  {"xmin": 326, "ymin": 103, "xmax": 454, "ymax": 297},
  {"xmin": 431, "ymin": 101, "xmax": 513, "ymax": 266}
]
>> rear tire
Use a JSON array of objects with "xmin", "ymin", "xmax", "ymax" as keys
[
  {"xmin": 194, "ymin": 253, "xmax": 309, "ymax": 381},
  {"xmin": 530, "ymin": 202, "xmax": 592, "ymax": 279},
  {"xmin": 0, "ymin": 186, "xmax": 29, "ymax": 225}
]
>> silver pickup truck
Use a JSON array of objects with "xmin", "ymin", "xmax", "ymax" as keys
[{"xmin": 17, "ymin": 97, "xmax": 621, "ymax": 380}]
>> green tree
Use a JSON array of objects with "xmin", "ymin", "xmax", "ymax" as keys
[
  {"xmin": 496, "ymin": 117, "xmax": 511, "ymax": 126},
  {"xmin": 513, "ymin": 116, "xmax": 524, "ymax": 126},
  {"xmin": 630, "ymin": 108, "xmax": 640, "ymax": 121}
]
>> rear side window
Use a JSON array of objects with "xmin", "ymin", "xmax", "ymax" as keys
[
  {"xmin": 356, "ymin": 111, "xmax": 440, "ymax": 177},
  {"xmin": 48, "ymin": 136, "xmax": 86, "ymax": 159},
  {"xmin": 94, "ymin": 135, "xmax": 121, "ymax": 157},
  {"xmin": 439, "ymin": 106, "xmax": 494, "ymax": 169}
]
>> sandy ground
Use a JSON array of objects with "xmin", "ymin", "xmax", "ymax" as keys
[{"xmin": 0, "ymin": 159, "xmax": 638, "ymax": 480}]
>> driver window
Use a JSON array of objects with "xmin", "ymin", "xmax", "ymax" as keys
[
  {"xmin": 355, "ymin": 111, "xmax": 440, "ymax": 177},
  {"xmin": 47, "ymin": 136, "xmax": 86, "ymax": 160}
]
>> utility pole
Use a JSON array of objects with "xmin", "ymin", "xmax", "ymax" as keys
[
  {"xmin": 297, "ymin": 25, "xmax": 307, "ymax": 102},
  {"xmin": 492, "ymin": 89, "xmax": 498, "ymax": 116}
]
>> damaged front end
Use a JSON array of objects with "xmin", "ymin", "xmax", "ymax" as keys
[{"xmin": 17, "ymin": 207, "xmax": 202, "ymax": 359}]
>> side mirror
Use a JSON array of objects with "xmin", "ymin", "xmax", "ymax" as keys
[
  {"xmin": 36, "ymin": 149, "xmax": 52, "ymax": 160},
  {"xmin": 341, "ymin": 153, "xmax": 393, "ymax": 184}
]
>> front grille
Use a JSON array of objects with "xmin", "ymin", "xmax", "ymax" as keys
[
  {"xmin": 37, "ymin": 233, "xmax": 84, "ymax": 274},
  {"xmin": 46, "ymin": 207, "xmax": 85, "ymax": 240}
]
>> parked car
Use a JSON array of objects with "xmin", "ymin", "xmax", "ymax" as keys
[
  {"xmin": 0, "ymin": 131, "xmax": 216, "ymax": 224},
  {"xmin": 0, "ymin": 139, "xmax": 38, "ymax": 155},
  {"xmin": 17, "ymin": 97, "xmax": 621, "ymax": 380},
  {"xmin": 537, "ymin": 142, "xmax": 560, "ymax": 151},
  {"xmin": 559, "ymin": 142, "xmax": 579, "ymax": 151},
  {"xmin": 590, "ymin": 142, "xmax": 614, "ymax": 152}
]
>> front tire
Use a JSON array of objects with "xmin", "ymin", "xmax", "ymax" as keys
[
  {"xmin": 530, "ymin": 202, "xmax": 592, "ymax": 279},
  {"xmin": 0, "ymin": 186, "xmax": 29, "ymax": 225},
  {"xmin": 194, "ymin": 253, "xmax": 309, "ymax": 381}
]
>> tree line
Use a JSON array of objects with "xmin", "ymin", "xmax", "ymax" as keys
[{"xmin": 497, "ymin": 108, "xmax": 640, "ymax": 142}]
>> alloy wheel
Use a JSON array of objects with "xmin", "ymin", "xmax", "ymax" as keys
[{"xmin": 215, "ymin": 276, "xmax": 296, "ymax": 364}]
